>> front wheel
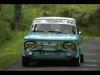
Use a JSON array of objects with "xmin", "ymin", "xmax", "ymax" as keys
[
  {"xmin": 22, "ymin": 56, "xmax": 31, "ymax": 67},
  {"xmin": 71, "ymin": 56, "xmax": 81, "ymax": 66},
  {"xmin": 81, "ymin": 55, "xmax": 84, "ymax": 63}
]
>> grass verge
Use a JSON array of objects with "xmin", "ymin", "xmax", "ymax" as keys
[
  {"xmin": 83, "ymin": 36, "xmax": 100, "ymax": 40},
  {"xmin": 0, "ymin": 31, "xmax": 27, "ymax": 70}
]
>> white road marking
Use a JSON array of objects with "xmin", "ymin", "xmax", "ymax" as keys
[
  {"xmin": 85, "ymin": 53, "xmax": 100, "ymax": 56},
  {"xmin": 85, "ymin": 59, "xmax": 100, "ymax": 63},
  {"xmin": 82, "ymin": 64, "xmax": 99, "ymax": 67}
]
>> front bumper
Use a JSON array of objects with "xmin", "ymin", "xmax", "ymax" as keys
[
  {"xmin": 22, "ymin": 56, "xmax": 79, "ymax": 63},
  {"xmin": 23, "ymin": 50, "xmax": 79, "ymax": 61}
]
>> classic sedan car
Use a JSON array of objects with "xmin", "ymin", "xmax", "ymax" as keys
[{"xmin": 22, "ymin": 17, "xmax": 84, "ymax": 67}]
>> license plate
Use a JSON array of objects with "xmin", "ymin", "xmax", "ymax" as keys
[{"xmin": 43, "ymin": 52, "xmax": 59, "ymax": 56}]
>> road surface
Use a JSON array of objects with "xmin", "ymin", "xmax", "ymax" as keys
[{"xmin": 7, "ymin": 40, "xmax": 100, "ymax": 71}]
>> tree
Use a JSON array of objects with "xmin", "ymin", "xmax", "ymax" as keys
[
  {"xmin": 0, "ymin": 4, "xmax": 3, "ymax": 16},
  {"xmin": 41, "ymin": 5, "xmax": 50, "ymax": 16},
  {"xmin": 0, "ymin": 4, "xmax": 2, "ymax": 12},
  {"xmin": 10, "ymin": 4, "xmax": 22, "ymax": 31}
]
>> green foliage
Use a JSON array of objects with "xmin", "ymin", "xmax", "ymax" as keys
[
  {"xmin": 0, "ymin": 31, "xmax": 26, "ymax": 70},
  {"xmin": 0, "ymin": 21, "xmax": 13, "ymax": 45}
]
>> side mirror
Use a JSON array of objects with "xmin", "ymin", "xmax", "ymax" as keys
[{"xmin": 79, "ymin": 31, "xmax": 82, "ymax": 35}]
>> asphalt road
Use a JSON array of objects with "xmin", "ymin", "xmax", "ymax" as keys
[{"xmin": 7, "ymin": 40, "xmax": 100, "ymax": 71}]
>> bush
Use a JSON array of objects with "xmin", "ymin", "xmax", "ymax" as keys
[{"xmin": 0, "ymin": 21, "xmax": 13, "ymax": 45}]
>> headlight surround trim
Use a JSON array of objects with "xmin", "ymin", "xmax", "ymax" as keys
[
  {"xmin": 63, "ymin": 42, "xmax": 76, "ymax": 50},
  {"xmin": 24, "ymin": 41, "xmax": 36, "ymax": 49}
]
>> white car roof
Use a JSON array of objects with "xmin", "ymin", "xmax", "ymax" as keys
[
  {"xmin": 33, "ymin": 17, "xmax": 76, "ymax": 25},
  {"xmin": 34, "ymin": 17, "xmax": 76, "ymax": 21}
]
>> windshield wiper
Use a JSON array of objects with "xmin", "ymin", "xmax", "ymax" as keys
[
  {"xmin": 48, "ymin": 30, "xmax": 63, "ymax": 34},
  {"xmin": 32, "ymin": 30, "xmax": 44, "ymax": 32}
]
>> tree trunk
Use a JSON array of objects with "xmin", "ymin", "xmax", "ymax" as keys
[
  {"xmin": 0, "ymin": 4, "xmax": 3, "ymax": 16},
  {"xmin": 0, "ymin": 4, "xmax": 2, "ymax": 12},
  {"xmin": 13, "ymin": 4, "xmax": 22, "ymax": 31}
]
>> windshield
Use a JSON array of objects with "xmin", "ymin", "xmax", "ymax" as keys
[{"xmin": 31, "ymin": 24, "xmax": 76, "ymax": 34}]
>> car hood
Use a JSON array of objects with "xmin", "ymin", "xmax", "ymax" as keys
[{"xmin": 24, "ymin": 33, "xmax": 79, "ymax": 41}]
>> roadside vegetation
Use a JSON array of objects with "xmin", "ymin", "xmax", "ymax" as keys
[
  {"xmin": 0, "ymin": 4, "xmax": 100, "ymax": 70},
  {"xmin": 0, "ymin": 31, "xmax": 26, "ymax": 70}
]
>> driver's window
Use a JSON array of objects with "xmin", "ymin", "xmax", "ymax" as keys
[
  {"xmin": 72, "ymin": 26, "xmax": 76, "ymax": 34},
  {"xmin": 31, "ymin": 24, "xmax": 37, "ymax": 32},
  {"xmin": 77, "ymin": 28, "xmax": 79, "ymax": 34},
  {"xmin": 31, "ymin": 25, "xmax": 34, "ymax": 32}
]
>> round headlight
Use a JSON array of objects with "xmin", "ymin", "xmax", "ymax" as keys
[
  {"xmin": 24, "ymin": 41, "xmax": 36, "ymax": 49},
  {"xmin": 63, "ymin": 42, "xmax": 75, "ymax": 49}
]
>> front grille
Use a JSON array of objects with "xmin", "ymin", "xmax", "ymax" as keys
[{"xmin": 36, "ymin": 41, "xmax": 63, "ymax": 50}]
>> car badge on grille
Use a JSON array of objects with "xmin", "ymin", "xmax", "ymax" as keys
[{"xmin": 48, "ymin": 42, "xmax": 51, "ymax": 44}]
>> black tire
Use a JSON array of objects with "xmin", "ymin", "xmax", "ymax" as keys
[
  {"xmin": 22, "ymin": 56, "xmax": 31, "ymax": 67},
  {"xmin": 72, "ymin": 56, "xmax": 81, "ymax": 67},
  {"xmin": 81, "ymin": 55, "xmax": 84, "ymax": 63}
]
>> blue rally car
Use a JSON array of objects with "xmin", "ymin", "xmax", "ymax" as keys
[{"xmin": 22, "ymin": 17, "xmax": 84, "ymax": 67}]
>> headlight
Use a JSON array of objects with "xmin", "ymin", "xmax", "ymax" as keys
[
  {"xmin": 24, "ymin": 41, "xmax": 36, "ymax": 49},
  {"xmin": 63, "ymin": 42, "xmax": 76, "ymax": 50},
  {"xmin": 55, "ymin": 43, "xmax": 63, "ymax": 50},
  {"xmin": 26, "ymin": 49, "xmax": 32, "ymax": 55}
]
